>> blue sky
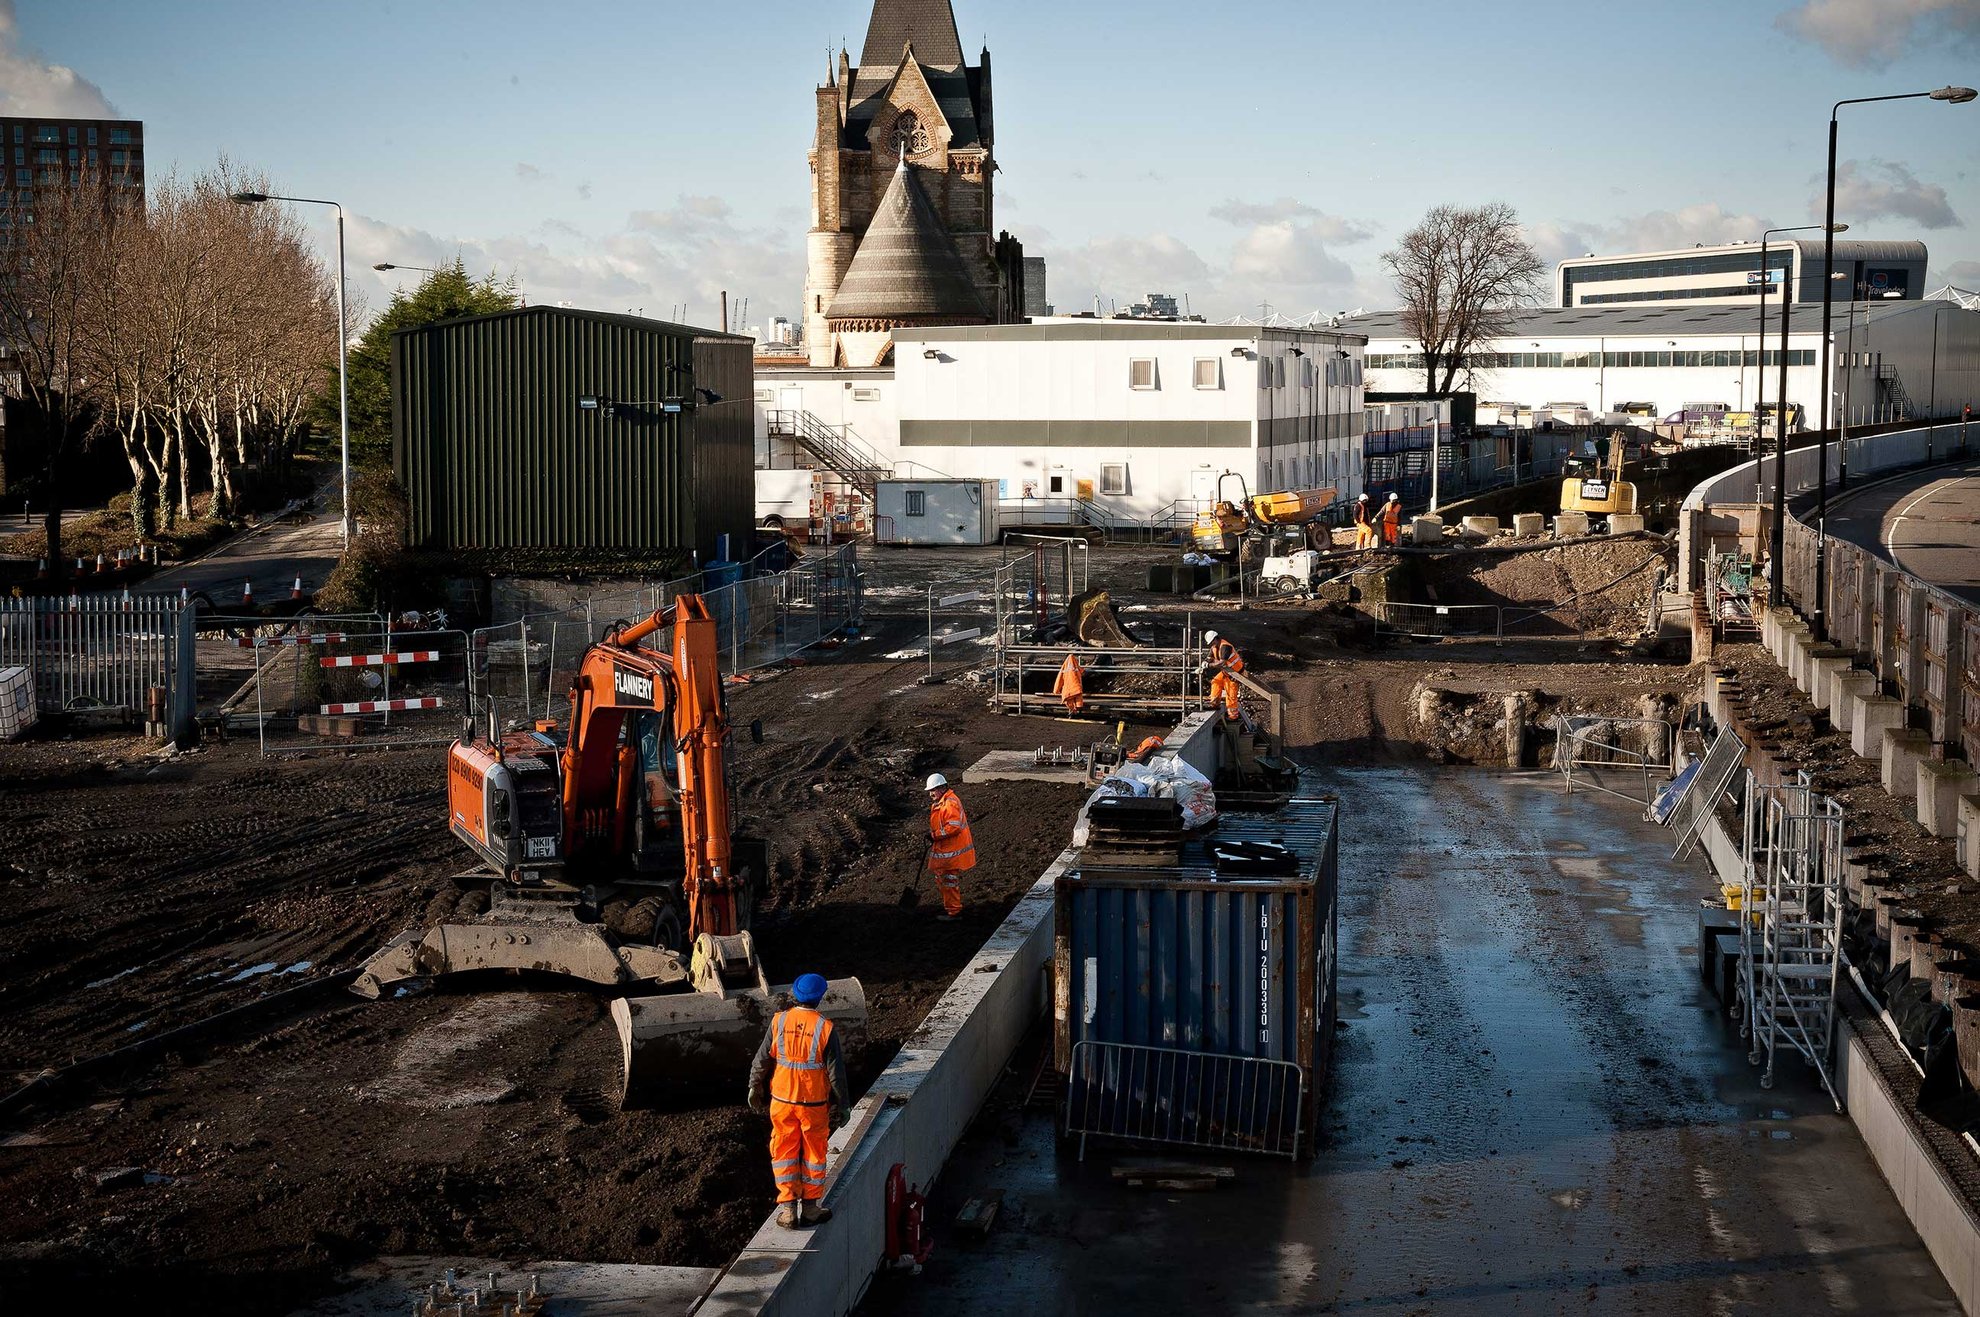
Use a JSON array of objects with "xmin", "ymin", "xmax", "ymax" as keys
[{"xmin": 12, "ymin": 0, "xmax": 1979, "ymax": 328}]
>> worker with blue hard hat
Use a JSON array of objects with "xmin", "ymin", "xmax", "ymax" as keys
[{"xmin": 749, "ymin": 971, "xmax": 850, "ymax": 1228}]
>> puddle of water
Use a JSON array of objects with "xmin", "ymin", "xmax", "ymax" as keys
[
  {"xmin": 803, "ymin": 690, "xmax": 839, "ymax": 702},
  {"xmin": 227, "ymin": 962, "xmax": 279, "ymax": 983},
  {"xmin": 278, "ymin": 960, "xmax": 312, "ymax": 976},
  {"xmin": 86, "ymin": 966, "xmax": 141, "ymax": 990}
]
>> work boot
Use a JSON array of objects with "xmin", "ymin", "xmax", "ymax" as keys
[
  {"xmin": 936, "ymin": 912, "xmax": 960, "ymax": 922},
  {"xmin": 800, "ymin": 1200, "xmax": 833, "ymax": 1226},
  {"xmin": 776, "ymin": 1203, "xmax": 798, "ymax": 1229}
]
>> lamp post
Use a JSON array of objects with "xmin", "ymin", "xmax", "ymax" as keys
[
  {"xmin": 1813, "ymin": 85, "xmax": 1975, "ymax": 629},
  {"xmin": 1762, "ymin": 223, "xmax": 1845, "ymax": 607},
  {"xmin": 233, "ymin": 190, "xmax": 352, "ymax": 545},
  {"xmin": 372, "ymin": 261, "xmax": 439, "ymax": 275}
]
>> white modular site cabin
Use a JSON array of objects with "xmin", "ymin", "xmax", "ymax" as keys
[{"xmin": 874, "ymin": 478, "xmax": 1002, "ymax": 545}]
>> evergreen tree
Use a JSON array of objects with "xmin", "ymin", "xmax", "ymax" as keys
[{"xmin": 313, "ymin": 259, "xmax": 520, "ymax": 468}]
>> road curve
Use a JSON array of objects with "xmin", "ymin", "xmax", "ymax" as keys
[{"xmin": 1820, "ymin": 454, "xmax": 1980, "ymax": 605}]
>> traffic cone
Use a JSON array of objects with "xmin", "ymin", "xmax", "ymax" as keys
[
  {"xmin": 291, "ymin": 576, "xmax": 304, "ymax": 601},
  {"xmin": 179, "ymin": 585, "xmax": 189, "ymax": 605},
  {"xmin": 94, "ymin": 553, "xmax": 106, "ymax": 574},
  {"xmin": 34, "ymin": 558, "xmax": 46, "ymax": 580},
  {"xmin": 242, "ymin": 579, "xmax": 253, "ymax": 606}
]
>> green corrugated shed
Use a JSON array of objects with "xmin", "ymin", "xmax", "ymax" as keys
[{"xmin": 392, "ymin": 306, "xmax": 753, "ymax": 560}]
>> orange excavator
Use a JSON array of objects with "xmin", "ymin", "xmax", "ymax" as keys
[{"xmin": 353, "ymin": 595, "xmax": 865, "ymax": 1107}]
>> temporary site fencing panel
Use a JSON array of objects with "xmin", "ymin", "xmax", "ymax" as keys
[
  {"xmin": 248, "ymin": 624, "xmax": 471, "ymax": 755},
  {"xmin": 1369, "ymin": 602, "xmax": 1502, "ymax": 642},
  {"xmin": 469, "ymin": 544, "xmax": 861, "ymax": 729},
  {"xmin": 0, "ymin": 594, "xmax": 189, "ymax": 729}
]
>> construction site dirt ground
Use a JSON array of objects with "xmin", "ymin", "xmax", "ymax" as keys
[{"xmin": 0, "ymin": 537, "xmax": 1696, "ymax": 1313}]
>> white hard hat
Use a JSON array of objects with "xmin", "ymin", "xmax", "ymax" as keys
[
  {"xmin": 925, "ymin": 773, "xmax": 948, "ymax": 792},
  {"xmin": 1387, "ymin": 492, "xmax": 1400, "ymax": 501},
  {"xmin": 1203, "ymin": 630, "xmax": 1219, "ymax": 644},
  {"xmin": 1358, "ymin": 492, "xmax": 1369, "ymax": 501}
]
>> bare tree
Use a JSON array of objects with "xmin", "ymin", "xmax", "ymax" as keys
[
  {"xmin": 0, "ymin": 168, "xmax": 123, "ymax": 576},
  {"xmin": 1382, "ymin": 202, "xmax": 1544, "ymax": 395}
]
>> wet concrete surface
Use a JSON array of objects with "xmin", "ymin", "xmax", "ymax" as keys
[{"xmin": 861, "ymin": 768, "xmax": 1958, "ymax": 1315}]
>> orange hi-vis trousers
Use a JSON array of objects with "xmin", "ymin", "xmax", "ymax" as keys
[{"xmin": 769, "ymin": 1099, "xmax": 829, "ymax": 1203}]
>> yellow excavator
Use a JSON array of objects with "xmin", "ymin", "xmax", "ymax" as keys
[
  {"xmin": 354, "ymin": 596, "xmax": 865, "ymax": 1107},
  {"xmin": 1561, "ymin": 431, "xmax": 1638, "ymax": 518}
]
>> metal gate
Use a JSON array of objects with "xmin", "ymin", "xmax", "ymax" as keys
[
  {"xmin": 1064, "ymin": 1040, "xmax": 1307, "ymax": 1160},
  {"xmin": 0, "ymin": 593, "xmax": 189, "ymax": 730}
]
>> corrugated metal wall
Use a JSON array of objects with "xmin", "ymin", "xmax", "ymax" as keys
[{"xmin": 393, "ymin": 307, "xmax": 752, "ymax": 558}]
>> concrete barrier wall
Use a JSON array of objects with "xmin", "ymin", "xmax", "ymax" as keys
[{"xmin": 698, "ymin": 846, "xmax": 1082, "ymax": 1316}]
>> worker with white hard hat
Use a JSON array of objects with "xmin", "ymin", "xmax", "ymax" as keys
[
  {"xmin": 924, "ymin": 773, "xmax": 975, "ymax": 921},
  {"xmin": 1381, "ymin": 492, "xmax": 1402, "ymax": 546},
  {"xmin": 1203, "ymin": 631, "xmax": 1245, "ymax": 723}
]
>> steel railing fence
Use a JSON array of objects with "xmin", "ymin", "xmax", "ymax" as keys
[
  {"xmin": 1064, "ymin": 1040, "xmax": 1307, "ymax": 1160},
  {"xmin": 0, "ymin": 592, "xmax": 183, "ymax": 720},
  {"xmin": 1369, "ymin": 601, "xmax": 1503, "ymax": 643},
  {"xmin": 467, "ymin": 544, "xmax": 861, "ymax": 731}
]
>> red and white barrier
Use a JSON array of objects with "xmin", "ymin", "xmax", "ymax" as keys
[
  {"xmin": 319, "ymin": 697, "xmax": 445, "ymax": 715},
  {"xmin": 318, "ymin": 650, "xmax": 441, "ymax": 669}
]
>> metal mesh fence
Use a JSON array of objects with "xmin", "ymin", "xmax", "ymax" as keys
[
  {"xmin": 247, "ymin": 624, "xmax": 470, "ymax": 755},
  {"xmin": 468, "ymin": 545, "xmax": 861, "ymax": 730}
]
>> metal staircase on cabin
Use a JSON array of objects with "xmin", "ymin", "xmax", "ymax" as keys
[
  {"xmin": 1875, "ymin": 365, "xmax": 1914, "ymax": 422},
  {"xmin": 765, "ymin": 409, "xmax": 892, "ymax": 496}
]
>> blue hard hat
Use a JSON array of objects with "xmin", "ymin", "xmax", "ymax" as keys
[{"xmin": 792, "ymin": 973, "xmax": 828, "ymax": 1005}]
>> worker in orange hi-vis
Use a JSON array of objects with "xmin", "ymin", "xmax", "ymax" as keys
[
  {"xmin": 1381, "ymin": 492, "xmax": 1402, "ymax": 546},
  {"xmin": 924, "ymin": 773, "xmax": 976, "ymax": 922},
  {"xmin": 1052, "ymin": 653, "xmax": 1086, "ymax": 713},
  {"xmin": 1352, "ymin": 493, "xmax": 1376, "ymax": 549},
  {"xmin": 1203, "ymin": 630, "xmax": 1246, "ymax": 724},
  {"xmin": 748, "ymin": 972, "xmax": 849, "ymax": 1230},
  {"xmin": 1127, "ymin": 734, "xmax": 1167, "ymax": 763}
]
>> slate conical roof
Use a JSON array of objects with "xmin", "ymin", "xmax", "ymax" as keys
[
  {"xmin": 860, "ymin": 0, "xmax": 965, "ymax": 70},
  {"xmin": 827, "ymin": 160, "xmax": 989, "ymax": 324}
]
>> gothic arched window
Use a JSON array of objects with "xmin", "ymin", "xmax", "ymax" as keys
[{"xmin": 893, "ymin": 111, "xmax": 931, "ymax": 158}]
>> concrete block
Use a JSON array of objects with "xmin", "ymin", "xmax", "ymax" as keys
[
  {"xmin": 1807, "ymin": 655, "xmax": 1851, "ymax": 713},
  {"xmin": 1460, "ymin": 515, "xmax": 1499, "ymax": 538},
  {"xmin": 1883, "ymin": 728, "xmax": 1931, "ymax": 801},
  {"xmin": 1852, "ymin": 694, "xmax": 1905, "ymax": 760},
  {"xmin": 1554, "ymin": 511, "xmax": 1591, "ymax": 538},
  {"xmin": 1805, "ymin": 645, "xmax": 1845, "ymax": 697},
  {"xmin": 1607, "ymin": 513, "xmax": 1646, "ymax": 535},
  {"xmin": 1779, "ymin": 625, "xmax": 1811, "ymax": 680},
  {"xmin": 1512, "ymin": 512, "xmax": 1545, "ymax": 537},
  {"xmin": 1959, "ymin": 796, "xmax": 1980, "ymax": 879},
  {"xmin": 1917, "ymin": 759, "xmax": 1980, "ymax": 839},
  {"xmin": 1409, "ymin": 516, "xmax": 1444, "ymax": 546},
  {"xmin": 1830, "ymin": 670, "xmax": 1876, "ymax": 730}
]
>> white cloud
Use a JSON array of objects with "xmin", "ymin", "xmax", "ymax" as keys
[
  {"xmin": 1777, "ymin": 0, "xmax": 1980, "ymax": 69},
  {"xmin": 1931, "ymin": 258, "xmax": 1980, "ymax": 289},
  {"xmin": 1524, "ymin": 203, "xmax": 1781, "ymax": 273},
  {"xmin": 1041, "ymin": 223, "xmax": 1381, "ymax": 321},
  {"xmin": 514, "ymin": 163, "xmax": 544, "ymax": 184},
  {"xmin": 345, "ymin": 197, "xmax": 803, "ymax": 330},
  {"xmin": 1828, "ymin": 159, "xmax": 1961, "ymax": 229},
  {"xmin": 0, "ymin": 0, "xmax": 114, "ymax": 117},
  {"xmin": 1211, "ymin": 199, "xmax": 1372, "ymax": 244}
]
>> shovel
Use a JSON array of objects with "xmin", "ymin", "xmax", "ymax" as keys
[{"xmin": 897, "ymin": 846, "xmax": 932, "ymax": 908}]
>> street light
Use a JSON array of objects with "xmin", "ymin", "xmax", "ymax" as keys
[
  {"xmin": 233, "ymin": 190, "xmax": 352, "ymax": 545},
  {"xmin": 1813, "ymin": 85, "xmax": 1975, "ymax": 631},
  {"xmin": 1762, "ymin": 222, "xmax": 1845, "ymax": 607},
  {"xmin": 372, "ymin": 261, "xmax": 439, "ymax": 274}
]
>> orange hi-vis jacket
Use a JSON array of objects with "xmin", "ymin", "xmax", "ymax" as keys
[
  {"xmin": 1053, "ymin": 654, "xmax": 1086, "ymax": 712},
  {"xmin": 928, "ymin": 788, "xmax": 977, "ymax": 874},
  {"xmin": 766, "ymin": 1007, "xmax": 836, "ymax": 1106},
  {"xmin": 1382, "ymin": 501, "xmax": 1401, "ymax": 534},
  {"xmin": 1208, "ymin": 638, "xmax": 1244, "ymax": 674}
]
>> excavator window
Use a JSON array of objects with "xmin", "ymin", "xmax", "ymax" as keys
[{"xmin": 489, "ymin": 787, "xmax": 513, "ymax": 838}]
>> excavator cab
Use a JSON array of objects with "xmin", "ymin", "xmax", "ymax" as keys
[{"xmin": 356, "ymin": 596, "xmax": 865, "ymax": 1107}]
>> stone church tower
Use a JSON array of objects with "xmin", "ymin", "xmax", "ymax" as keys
[{"xmin": 805, "ymin": 0, "xmax": 1014, "ymax": 367}]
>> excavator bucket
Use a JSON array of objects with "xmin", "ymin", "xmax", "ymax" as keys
[
  {"xmin": 350, "ymin": 920, "xmax": 691, "ymax": 999},
  {"xmin": 612, "ymin": 977, "xmax": 868, "ymax": 1108}
]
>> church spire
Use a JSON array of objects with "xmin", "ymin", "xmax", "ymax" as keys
[{"xmin": 859, "ymin": 0, "xmax": 965, "ymax": 71}]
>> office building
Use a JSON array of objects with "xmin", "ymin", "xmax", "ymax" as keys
[{"xmin": 1557, "ymin": 239, "xmax": 1927, "ymax": 308}]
